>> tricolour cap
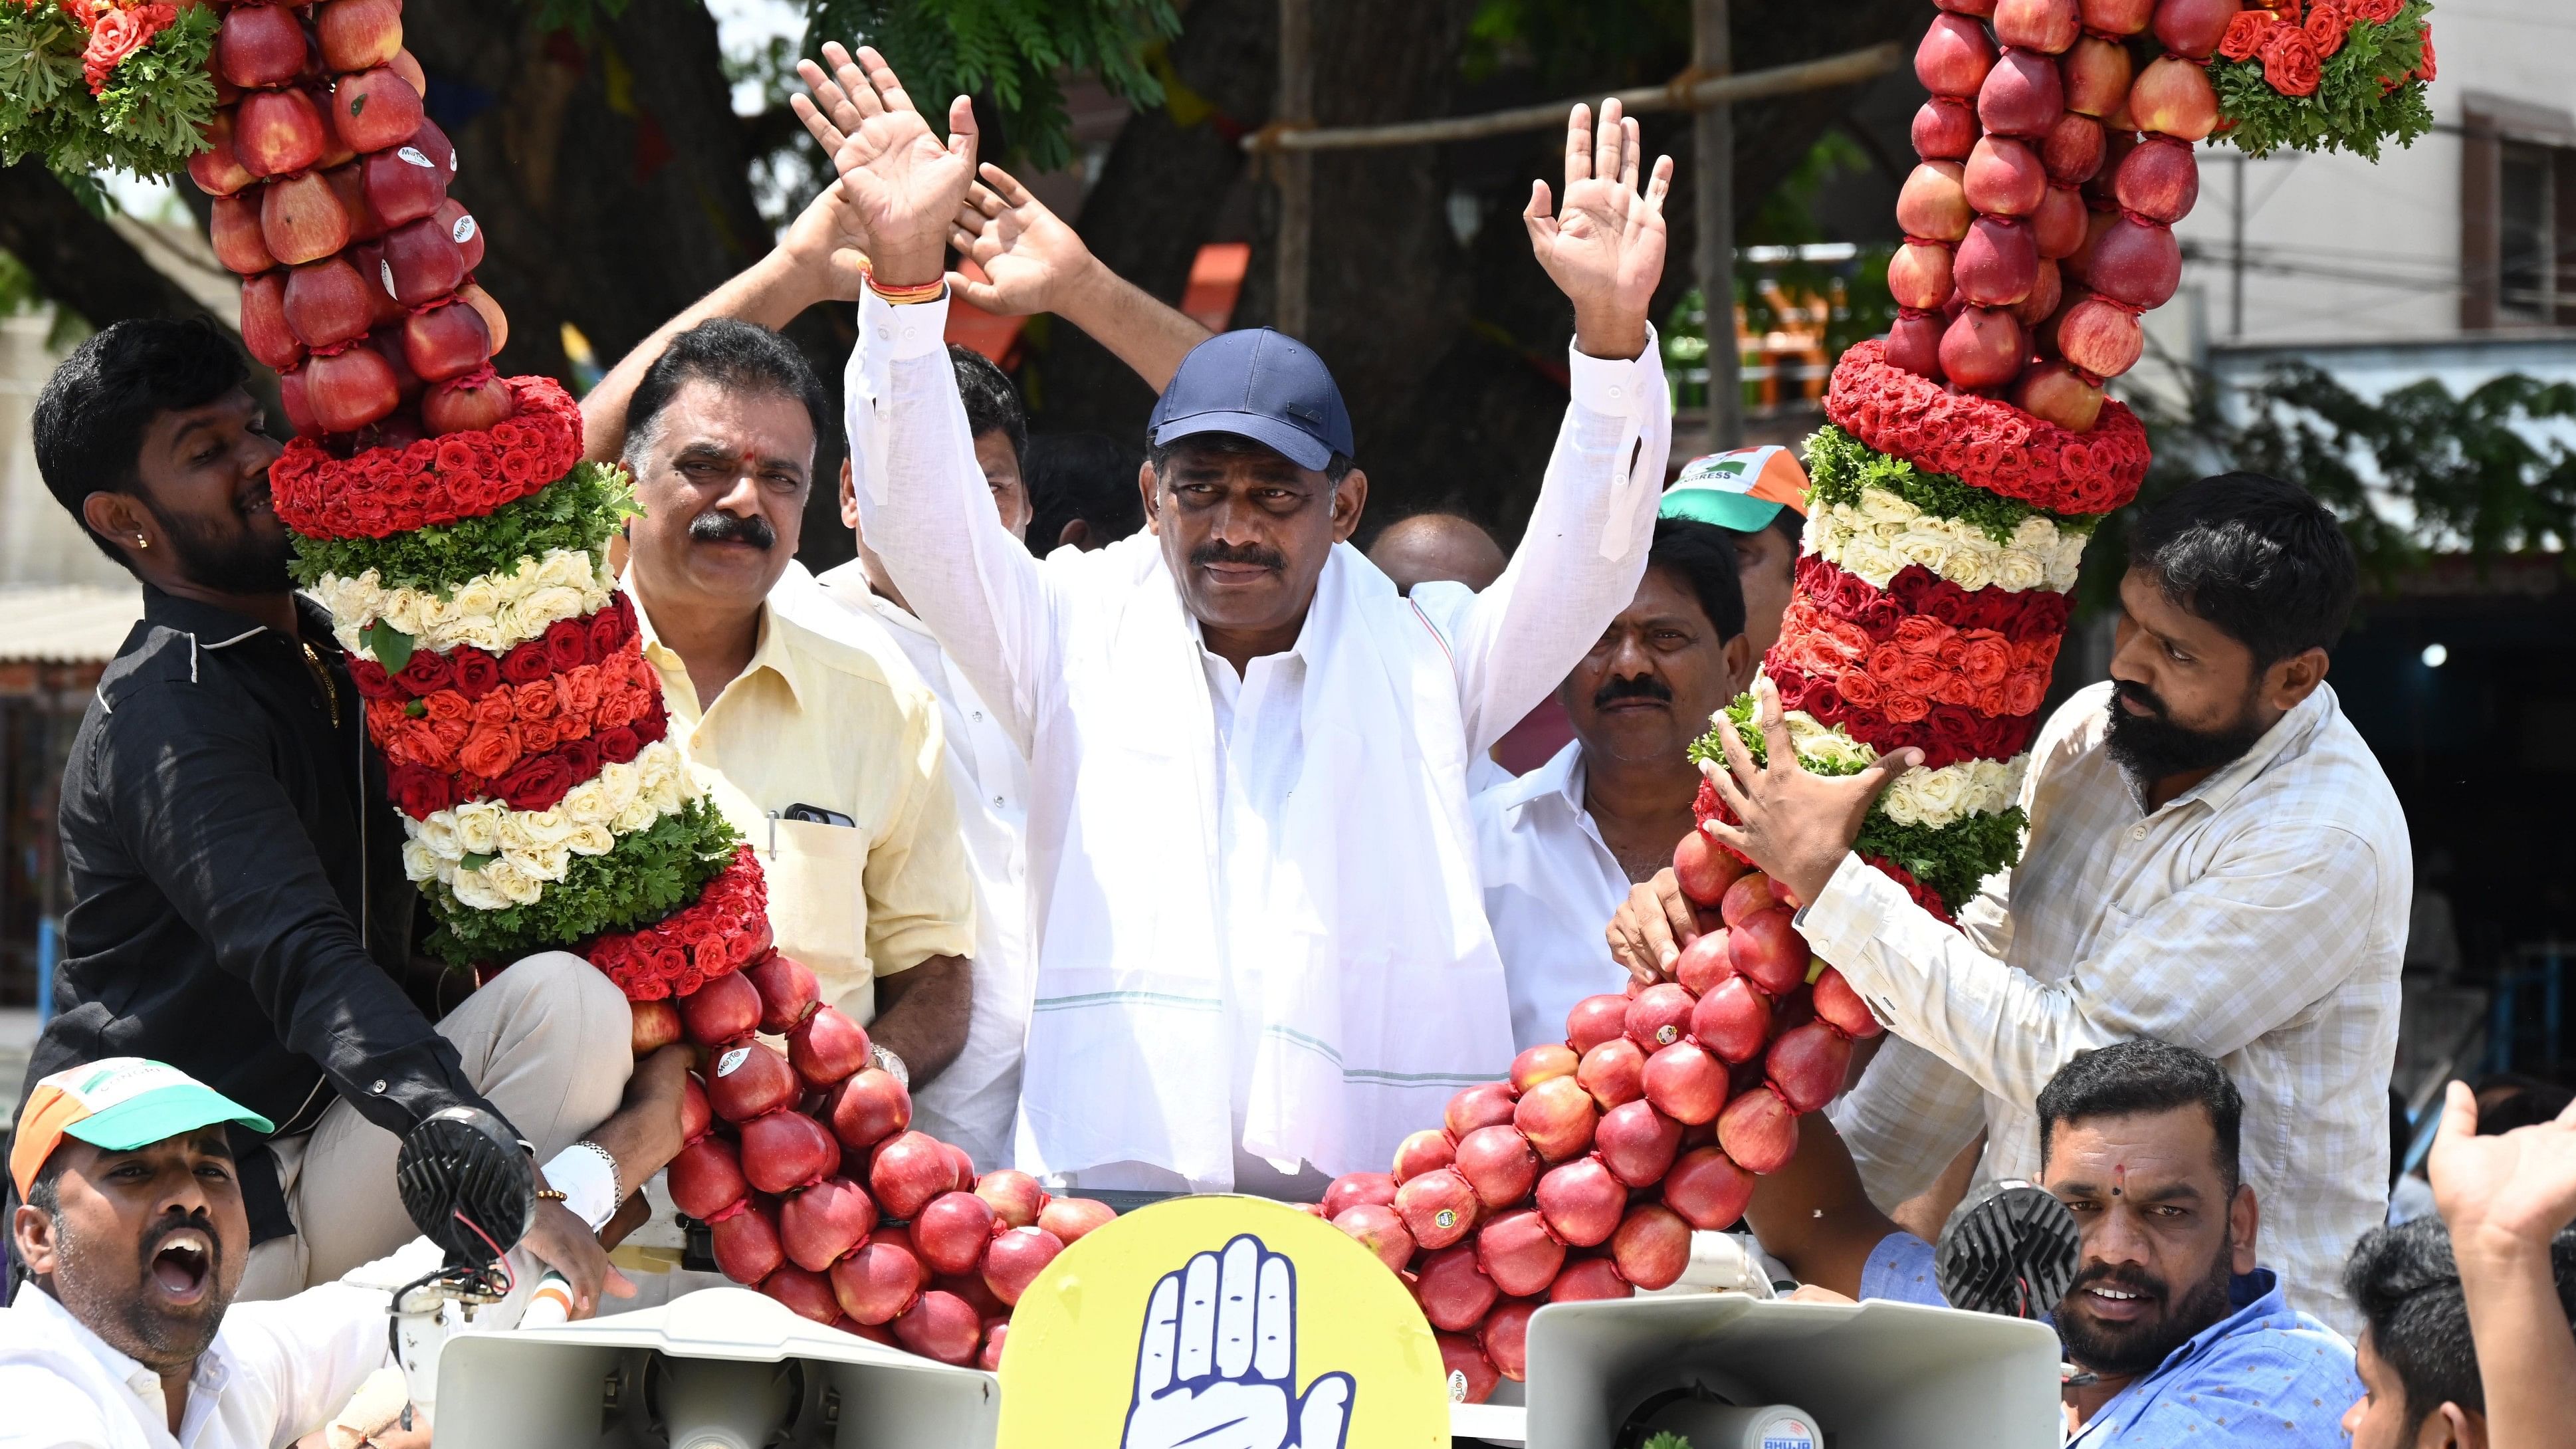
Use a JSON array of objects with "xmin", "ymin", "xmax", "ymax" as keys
[
  {"xmin": 1148, "ymin": 328, "xmax": 1355, "ymax": 473},
  {"xmin": 10, "ymin": 1058, "xmax": 270, "ymax": 1197},
  {"xmin": 1660, "ymin": 445, "xmax": 1811, "ymax": 532}
]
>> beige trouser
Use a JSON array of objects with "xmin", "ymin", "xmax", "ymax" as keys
[{"xmin": 235, "ymin": 950, "xmax": 633, "ymax": 1299}]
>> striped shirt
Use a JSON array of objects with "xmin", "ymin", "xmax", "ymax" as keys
[{"xmin": 1810, "ymin": 681, "xmax": 2408, "ymax": 1337}]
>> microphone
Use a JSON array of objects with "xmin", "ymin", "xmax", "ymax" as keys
[{"xmin": 1933, "ymin": 1179, "xmax": 2080, "ymax": 1321}]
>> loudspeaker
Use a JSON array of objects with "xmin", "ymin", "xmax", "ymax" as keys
[
  {"xmin": 1517, "ymin": 1293, "xmax": 2063, "ymax": 1449},
  {"xmin": 434, "ymin": 1286, "xmax": 999, "ymax": 1449}
]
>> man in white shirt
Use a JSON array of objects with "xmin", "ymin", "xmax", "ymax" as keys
[
  {"xmin": 1476, "ymin": 516, "xmax": 1753, "ymax": 1049},
  {"xmin": 801, "ymin": 46, "xmax": 1675, "ymax": 1191},
  {"xmin": 1616, "ymin": 473, "xmax": 2408, "ymax": 1331}
]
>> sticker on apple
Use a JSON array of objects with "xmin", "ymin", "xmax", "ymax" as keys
[
  {"xmin": 716, "ymin": 1046, "xmax": 750, "ymax": 1077},
  {"xmin": 451, "ymin": 213, "xmax": 477, "ymax": 245}
]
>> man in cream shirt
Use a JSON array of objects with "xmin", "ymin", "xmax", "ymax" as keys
[
  {"xmin": 591, "ymin": 316, "xmax": 976, "ymax": 1089},
  {"xmin": 802, "ymin": 47, "xmax": 1675, "ymax": 1190}
]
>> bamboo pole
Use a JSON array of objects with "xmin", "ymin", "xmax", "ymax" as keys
[
  {"xmin": 1695, "ymin": 0, "xmax": 1742, "ymax": 452},
  {"xmin": 1273, "ymin": 0, "xmax": 1314, "ymax": 338}
]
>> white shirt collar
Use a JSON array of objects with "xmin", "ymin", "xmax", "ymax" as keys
[
  {"xmin": 16, "ymin": 1282, "xmax": 230, "ymax": 1423},
  {"xmin": 1487, "ymin": 739, "xmax": 1588, "ymax": 819}
]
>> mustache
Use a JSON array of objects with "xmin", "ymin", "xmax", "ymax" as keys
[
  {"xmin": 690, "ymin": 510, "xmax": 776, "ymax": 549},
  {"xmin": 1190, "ymin": 540, "xmax": 1286, "ymax": 572},
  {"xmin": 2111, "ymin": 678, "xmax": 2169, "ymax": 719},
  {"xmin": 1593, "ymin": 673, "xmax": 1674, "ymax": 709}
]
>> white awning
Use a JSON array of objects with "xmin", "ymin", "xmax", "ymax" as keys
[{"xmin": 0, "ymin": 582, "xmax": 143, "ymax": 663}]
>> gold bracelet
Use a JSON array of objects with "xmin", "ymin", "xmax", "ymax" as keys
[{"xmin": 534, "ymin": 1186, "xmax": 568, "ymax": 1203}]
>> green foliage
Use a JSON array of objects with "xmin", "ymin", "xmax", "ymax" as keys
[
  {"xmin": 2090, "ymin": 362, "xmax": 2576, "ymax": 615},
  {"xmin": 0, "ymin": 1, "xmax": 217, "ymax": 177},
  {"xmin": 289, "ymin": 462, "xmax": 638, "ymax": 596},
  {"xmin": 1806, "ymin": 424, "xmax": 2092, "ymax": 544},
  {"xmin": 1638, "ymin": 1435, "xmax": 1695, "ymax": 1449},
  {"xmin": 1693, "ymin": 694, "xmax": 2026, "ymax": 916},
  {"xmin": 804, "ymin": 0, "xmax": 1180, "ymax": 172},
  {"xmin": 2208, "ymin": 1, "xmax": 2434, "ymax": 161},
  {"xmin": 1461, "ymin": 0, "xmax": 1689, "ymax": 89},
  {"xmin": 423, "ymin": 797, "xmax": 741, "ymax": 964}
]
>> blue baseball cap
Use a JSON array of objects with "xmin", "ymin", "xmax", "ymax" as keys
[{"xmin": 1148, "ymin": 328, "xmax": 1355, "ymax": 473}]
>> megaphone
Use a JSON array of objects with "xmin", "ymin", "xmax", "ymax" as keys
[{"xmin": 433, "ymin": 1285, "xmax": 999, "ymax": 1448}]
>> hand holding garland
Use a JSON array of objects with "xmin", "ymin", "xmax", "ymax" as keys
[{"xmin": 1697, "ymin": 676, "xmax": 1923, "ymax": 912}]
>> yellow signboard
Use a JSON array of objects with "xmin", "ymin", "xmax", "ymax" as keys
[{"xmin": 999, "ymin": 1195, "xmax": 1451, "ymax": 1449}]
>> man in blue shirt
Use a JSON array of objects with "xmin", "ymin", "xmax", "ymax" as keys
[{"xmin": 1747, "ymin": 1038, "xmax": 2358, "ymax": 1445}]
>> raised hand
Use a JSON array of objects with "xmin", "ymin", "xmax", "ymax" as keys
[
  {"xmin": 2430, "ymin": 1079, "xmax": 2576, "ymax": 1252},
  {"xmin": 1698, "ymin": 675, "xmax": 1923, "ymax": 910},
  {"xmin": 789, "ymin": 43, "xmax": 974, "ymax": 287},
  {"xmin": 1121, "ymin": 1234, "xmax": 1354, "ymax": 1449},
  {"xmin": 1523, "ymin": 98, "xmax": 1674, "ymax": 360},
  {"xmin": 946, "ymin": 163, "xmax": 1106, "ymax": 318},
  {"xmin": 775, "ymin": 173, "xmax": 875, "ymax": 304}
]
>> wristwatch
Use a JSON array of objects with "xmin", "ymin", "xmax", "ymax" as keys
[{"xmin": 871, "ymin": 1044, "xmax": 910, "ymax": 1089}]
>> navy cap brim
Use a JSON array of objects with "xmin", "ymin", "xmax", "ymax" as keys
[{"xmin": 1150, "ymin": 409, "xmax": 1337, "ymax": 473}]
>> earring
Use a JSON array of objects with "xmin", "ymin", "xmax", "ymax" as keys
[{"xmin": 134, "ymin": 534, "xmax": 149, "ymax": 550}]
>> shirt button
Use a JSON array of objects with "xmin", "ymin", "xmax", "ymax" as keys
[
  {"xmin": 993, "ymin": 795, "xmax": 1006, "ymax": 808},
  {"xmin": 1608, "ymin": 385, "xmax": 1624, "ymax": 399},
  {"xmin": 370, "ymin": 1079, "xmax": 387, "ymax": 1093},
  {"xmin": 2131, "ymin": 826, "xmax": 2147, "ymax": 841},
  {"xmin": 875, "ymin": 326, "xmax": 891, "ymax": 340}
]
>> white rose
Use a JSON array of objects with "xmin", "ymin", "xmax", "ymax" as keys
[
  {"xmin": 381, "ymin": 590, "xmax": 434, "ymax": 638},
  {"xmin": 516, "ymin": 808, "xmax": 579, "ymax": 847},
  {"xmin": 1897, "ymin": 765, "xmax": 1972, "ymax": 828},
  {"xmin": 2044, "ymin": 538, "xmax": 2089, "ymax": 591},
  {"xmin": 515, "ymin": 585, "xmax": 591, "ymax": 631},
  {"xmin": 593, "ymin": 766, "xmax": 641, "ymax": 820},
  {"xmin": 400, "ymin": 839, "xmax": 441, "ymax": 883},
  {"xmin": 494, "ymin": 814, "xmax": 537, "ymax": 857},
  {"xmin": 453, "ymin": 802, "xmax": 503, "ymax": 855},
  {"xmin": 1944, "ymin": 546, "xmax": 1997, "ymax": 592},
  {"xmin": 485, "ymin": 859, "xmax": 545, "ymax": 906},
  {"xmin": 1810, "ymin": 512, "xmax": 1855, "ymax": 555},
  {"xmin": 1891, "ymin": 527, "xmax": 1956, "ymax": 576},
  {"xmin": 560, "ymin": 780, "xmax": 608, "ymax": 825},
  {"xmin": 528, "ymin": 841, "xmax": 573, "ymax": 881},
  {"xmin": 450, "ymin": 869, "xmax": 510, "ymax": 911},
  {"xmin": 611, "ymin": 800, "xmax": 661, "ymax": 834},
  {"xmin": 535, "ymin": 549, "xmax": 597, "ymax": 591},
  {"xmin": 409, "ymin": 814, "xmax": 459, "ymax": 859},
  {"xmin": 1990, "ymin": 549, "xmax": 2048, "ymax": 593},
  {"xmin": 1856, "ymin": 489, "xmax": 1915, "ymax": 524},
  {"xmin": 569, "ymin": 824, "xmax": 617, "ymax": 856},
  {"xmin": 1836, "ymin": 539, "xmax": 1903, "ymax": 588}
]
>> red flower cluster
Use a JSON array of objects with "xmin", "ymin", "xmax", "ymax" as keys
[
  {"xmin": 1788, "ymin": 554, "xmax": 2072, "ymax": 650},
  {"xmin": 1765, "ymin": 657, "xmax": 2046, "ymax": 771},
  {"xmin": 1688, "ymin": 779, "xmax": 1959, "ymax": 927},
  {"xmin": 1823, "ymin": 344, "xmax": 2149, "ymax": 516},
  {"xmin": 271, "ymin": 376, "xmax": 582, "ymax": 540},
  {"xmin": 370, "ymin": 646, "xmax": 665, "ymax": 814},
  {"xmin": 2219, "ymin": 9, "xmax": 2280, "ymax": 60},
  {"xmin": 80, "ymin": 1, "xmax": 175, "ymax": 91},
  {"xmin": 589, "ymin": 847, "xmax": 772, "ymax": 1001},
  {"xmin": 350, "ymin": 593, "xmax": 639, "ymax": 702},
  {"xmin": 2260, "ymin": 22, "xmax": 2323, "ymax": 95},
  {"xmin": 1770, "ymin": 596, "xmax": 2056, "ymax": 724},
  {"xmin": 384, "ymin": 699, "xmax": 669, "ymax": 819}
]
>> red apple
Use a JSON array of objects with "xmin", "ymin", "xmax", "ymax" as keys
[
  {"xmin": 2129, "ymin": 55, "xmax": 2220, "ymax": 141},
  {"xmin": 2012, "ymin": 360, "xmax": 2106, "ymax": 430},
  {"xmin": 2087, "ymin": 129, "xmax": 2138, "ymax": 205},
  {"xmin": 389, "ymin": 47, "xmax": 427, "ymax": 97},
  {"xmin": 309, "ymin": 84, "xmax": 357, "ymax": 171},
  {"xmin": 1885, "ymin": 310, "xmax": 1947, "ymax": 381},
  {"xmin": 1333, "ymin": 1202, "xmax": 1415, "ymax": 1272},
  {"xmin": 2086, "ymin": 215, "xmax": 2182, "ymax": 309},
  {"xmin": 1939, "ymin": 306, "xmax": 2028, "ymax": 392},
  {"xmin": 1414, "ymin": 1246, "xmax": 1499, "ymax": 1333},
  {"xmin": 217, "ymin": 3, "xmax": 306, "ymax": 89},
  {"xmin": 1594, "ymin": 1099, "xmax": 1682, "ymax": 1187},
  {"xmin": 363, "ymin": 142, "xmax": 448, "ymax": 228},
  {"xmin": 1625, "ymin": 982, "xmax": 1697, "ymax": 1054},
  {"xmin": 1727, "ymin": 907, "xmax": 1814, "ymax": 998},
  {"xmin": 238, "ymin": 273, "xmax": 302, "ymax": 371},
  {"xmin": 2056, "ymin": 293, "xmax": 2145, "ymax": 377},
  {"xmin": 1955, "ymin": 214, "xmax": 2038, "ymax": 306},
  {"xmin": 1393, "ymin": 1127, "xmax": 1456, "ymax": 1184},
  {"xmin": 1452, "ymin": 1123, "xmax": 1540, "ymax": 1208},
  {"xmin": 434, "ymin": 197, "xmax": 484, "ymax": 273},
  {"xmin": 403, "ymin": 116, "xmax": 457, "ymax": 185},
  {"xmin": 1965, "ymin": 136, "xmax": 2048, "ymax": 216},
  {"xmin": 1641, "ymin": 1041, "xmax": 1728, "ymax": 1125},
  {"xmin": 1688, "ymin": 975, "xmax": 1772, "ymax": 1065},
  {"xmin": 1672, "ymin": 929, "xmax": 1733, "ymax": 996},
  {"xmin": 1765, "ymin": 1020, "xmax": 1854, "ymax": 1114},
  {"xmin": 1475, "ymin": 1211, "xmax": 1566, "ymax": 1300},
  {"xmin": 1809, "ymin": 967, "xmax": 1883, "ymax": 1041},
  {"xmin": 2153, "ymin": 0, "xmax": 2237, "ymax": 59},
  {"xmin": 2040, "ymin": 111, "xmax": 2105, "ymax": 185},
  {"xmin": 1575, "ymin": 1036, "xmax": 1647, "ymax": 1111},
  {"xmin": 422, "ymin": 370, "xmax": 514, "ymax": 435},
  {"xmin": 259, "ymin": 171, "xmax": 350, "ymax": 267},
  {"xmin": 1915, "ymin": 15, "xmax": 1996, "ymax": 99},
  {"xmin": 2115, "ymin": 136, "xmax": 2200, "ymax": 224},
  {"xmin": 1911, "ymin": 98, "xmax": 1980, "ymax": 162},
  {"xmin": 1511, "ymin": 1043, "xmax": 1579, "ymax": 1094},
  {"xmin": 1037, "ymin": 1196, "xmax": 1115, "ymax": 1244},
  {"xmin": 2064, "ymin": 205, "xmax": 2118, "ymax": 285},
  {"xmin": 2013, "ymin": 256, "xmax": 2064, "ymax": 326},
  {"xmin": 1715, "ymin": 1086, "xmax": 1800, "ymax": 1174},
  {"xmin": 1994, "ymin": 0, "xmax": 2080, "ymax": 53},
  {"xmin": 1534, "ymin": 1156, "xmax": 1626, "ymax": 1248},
  {"xmin": 276, "ymin": 364, "xmax": 317, "ymax": 435},
  {"xmin": 1887, "ymin": 239, "xmax": 1955, "ymax": 311},
  {"xmin": 1514, "ymin": 1075, "xmax": 1598, "ymax": 1162},
  {"xmin": 234, "ymin": 88, "xmax": 325, "ymax": 179},
  {"xmin": 301, "ymin": 344, "xmax": 400, "ymax": 433},
  {"xmin": 1550, "ymin": 1256, "xmax": 1632, "ymax": 1303},
  {"xmin": 1395, "ymin": 1167, "xmax": 1481, "ymax": 1250},
  {"xmin": 2061, "ymin": 35, "xmax": 2133, "ymax": 118},
  {"xmin": 1480, "ymin": 1298, "xmax": 1540, "ymax": 1383},
  {"xmin": 1673, "ymin": 830, "xmax": 1745, "ymax": 906},
  {"xmin": 397, "ymin": 298, "xmax": 491, "ymax": 384},
  {"xmin": 1323, "ymin": 1171, "xmax": 1398, "ymax": 1220},
  {"xmin": 1936, "ymin": 0, "xmax": 1999, "ymax": 13},
  {"xmin": 1445, "ymin": 1082, "xmax": 1519, "ymax": 1141},
  {"xmin": 332, "ymin": 68, "xmax": 424, "ymax": 156},
  {"xmin": 1438, "ymin": 1331, "xmax": 1499, "ymax": 1405},
  {"xmin": 1896, "ymin": 161, "xmax": 1973, "ymax": 243},
  {"xmin": 1610, "ymin": 1204, "xmax": 1693, "ymax": 1291},
  {"xmin": 455, "ymin": 282, "xmax": 508, "ymax": 357},
  {"xmin": 344, "ymin": 243, "xmax": 403, "ymax": 328},
  {"xmin": 318, "ymin": 0, "xmax": 404, "ymax": 72},
  {"xmin": 322, "ymin": 162, "xmax": 382, "ymax": 244},
  {"xmin": 1977, "ymin": 49, "xmax": 2064, "ymax": 140},
  {"xmin": 1663, "ymin": 1146, "xmax": 1755, "ymax": 1230},
  {"xmin": 2079, "ymin": 0, "xmax": 2153, "ymax": 35},
  {"xmin": 380, "ymin": 213, "xmax": 464, "ymax": 307},
  {"xmin": 282, "ymin": 257, "xmax": 375, "ymax": 351},
  {"xmin": 188, "ymin": 112, "xmax": 257, "ymax": 198},
  {"xmin": 2032, "ymin": 183, "xmax": 2089, "ymax": 259}
]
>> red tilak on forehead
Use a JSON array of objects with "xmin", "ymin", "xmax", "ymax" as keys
[{"xmin": 2113, "ymin": 1163, "xmax": 2127, "ymax": 1197}]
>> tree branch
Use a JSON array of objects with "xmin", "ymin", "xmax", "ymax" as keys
[{"xmin": 0, "ymin": 159, "xmax": 229, "ymax": 330}]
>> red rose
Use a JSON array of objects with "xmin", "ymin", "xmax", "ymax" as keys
[
  {"xmin": 595, "ymin": 726, "xmax": 643, "ymax": 764},
  {"xmin": 394, "ymin": 649, "xmax": 456, "ymax": 697},
  {"xmin": 590, "ymin": 598, "xmax": 634, "ymax": 656},
  {"xmin": 726, "ymin": 923, "xmax": 762, "ymax": 964},
  {"xmin": 499, "ymin": 449, "xmax": 544, "ymax": 487},
  {"xmin": 645, "ymin": 943, "xmax": 691, "ymax": 984},
  {"xmin": 500, "ymin": 640, "xmax": 554, "ymax": 685},
  {"xmin": 1835, "ymin": 669, "xmax": 1883, "ymax": 710},
  {"xmin": 2260, "ymin": 27, "xmax": 2323, "ymax": 95},
  {"xmin": 494, "ymin": 754, "xmax": 576, "ymax": 812},
  {"xmin": 2218, "ymin": 11, "xmax": 2277, "ymax": 62},
  {"xmin": 458, "ymin": 723, "xmax": 523, "ymax": 780},
  {"xmin": 543, "ymin": 618, "xmax": 591, "ymax": 673},
  {"xmin": 1959, "ymin": 635, "xmax": 2014, "ymax": 687},
  {"xmin": 671, "ymin": 968, "xmax": 706, "ymax": 998},
  {"xmin": 559, "ymin": 738, "xmax": 601, "ymax": 783},
  {"xmin": 2413, "ymin": 24, "xmax": 2433, "ymax": 81},
  {"xmin": 348, "ymin": 657, "xmax": 399, "ymax": 700},
  {"xmin": 2349, "ymin": 0, "xmax": 2399, "ymax": 20},
  {"xmin": 631, "ymin": 708, "xmax": 669, "ymax": 746},
  {"xmin": 80, "ymin": 3, "xmax": 173, "ymax": 92},
  {"xmin": 387, "ymin": 763, "xmax": 457, "ymax": 820},
  {"xmin": 1923, "ymin": 707, "xmax": 1986, "ymax": 768},
  {"xmin": 434, "ymin": 439, "xmax": 479, "ymax": 477},
  {"xmin": 451, "ymin": 649, "xmax": 502, "ymax": 700},
  {"xmin": 2305, "ymin": 0, "xmax": 2347, "ymax": 56}
]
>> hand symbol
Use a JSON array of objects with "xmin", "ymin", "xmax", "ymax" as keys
[
  {"xmin": 1121, "ymin": 1234, "xmax": 1354, "ymax": 1449},
  {"xmin": 789, "ymin": 43, "xmax": 976, "ymax": 288},
  {"xmin": 1523, "ymin": 96, "xmax": 1674, "ymax": 360}
]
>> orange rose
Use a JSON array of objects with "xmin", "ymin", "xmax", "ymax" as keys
[
  {"xmin": 1866, "ymin": 643, "xmax": 1911, "ymax": 683},
  {"xmin": 2004, "ymin": 671, "xmax": 2048, "ymax": 716},
  {"xmin": 554, "ymin": 708, "xmax": 592, "ymax": 742},
  {"xmin": 427, "ymin": 719, "xmax": 470, "ymax": 766},
  {"xmin": 1934, "ymin": 635, "xmax": 1967, "ymax": 668},
  {"xmin": 80, "ymin": 3, "xmax": 173, "ymax": 93},
  {"xmin": 520, "ymin": 720, "xmax": 562, "ymax": 754},
  {"xmin": 2260, "ymin": 26, "xmax": 2322, "ymax": 96},
  {"xmin": 1933, "ymin": 675, "xmax": 1981, "ymax": 708},
  {"xmin": 2413, "ymin": 24, "xmax": 2433, "ymax": 82},
  {"xmin": 1892, "ymin": 616, "xmax": 1954, "ymax": 656},
  {"xmin": 515, "ymin": 679, "xmax": 559, "ymax": 721},
  {"xmin": 366, "ymin": 699, "xmax": 406, "ymax": 736},
  {"xmin": 2218, "ymin": 9, "xmax": 2278, "ymax": 60},
  {"xmin": 2304, "ymin": 0, "xmax": 2346, "ymax": 58},
  {"xmin": 471, "ymin": 692, "xmax": 515, "ymax": 729},
  {"xmin": 1881, "ymin": 691, "xmax": 1932, "ymax": 724},
  {"xmin": 1838, "ymin": 671, "xmax": 1883, "ymax": 709},
  {"xmin": 1973, "ymin": 683, "xmax": 2011, "ymax": 716},
  {"xmin": 423, "ymin": 691, "xmax": 472, "ymax": 724},
  {"xmin": 1959, "ymin": 636, "xmax": 2014, "ymax": 687},
  {"xmin": 458, "ymin": 723, "xmax": 524, "ymax": 780},
  {"xmin": 379, "ymin": 721, "xmax": 429, "ymax": 768},
  {"xmin": 599, "ymin": 685, "xmax": 644, "ymax": 730},
  {"xmin": 1894, "ymin": 656, "xmax": 1948, "ymax": 698}
]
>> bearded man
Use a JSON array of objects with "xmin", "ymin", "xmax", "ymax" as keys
[{"xmin": 1612, "ymin": 473, "xmax": 2407, "ymax": 1333}]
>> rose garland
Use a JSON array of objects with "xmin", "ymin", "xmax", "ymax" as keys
[
  {"xmin": 419, "ymin": 794, "xmax": 742, "ymax": 966},
  {"xmin": 1807, "ymin": 492, "xmax": 2089, "ymax": 596},
  {"xmin": 401, "ymin": 739, "xmax": 695, "ymax": 901},
  {"xmin": 270, "ymin": 376, "xmax": 584, "ymax": 540},
  {"xmin": 1794, "ymin": 555, "xmax": 2073, "ymax": 644},
  {"xmin": 1824, "ymin": 344, "xmax": 2149, "ymax": 516},
  {"xmin": 2210, "ymin": 0, "xmax": 2434, "ymax": 160},
  {"xmin": 290, "ymin": 461, "xmax": 633, "ymax": 596},
  {"xmin": 349, "ymin": 592, "xmax": 643, "ymax": 701},
  {"xmin": 1763, "ymin": 656, "xmax": 2046, "ymax": 772},
  {"xmin": 1804, "ymin": 424, "xmax": 2083, "ymax": 546},
  {"xmin": 364, "ymin": 639, "xmax": 665, "ymax": 804},
  {"xmin": 312, "ymin": 547, "xmax": 615, "ymax": 659},
  {"xmin": 588, "ymin": 846, "xmax": 772, "ymax": 1000},
  {"xmin": 0, "ymin": 0, "xmax": 213, "ymax": 176},
  {"xmin": 1769, "ymin": 596, "xmax": 2058, "ymax": 724}
]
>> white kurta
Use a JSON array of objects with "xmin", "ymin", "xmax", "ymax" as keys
[
  {"xmin": 845, "ymin": 290, "xmax": 1670, "ymax": 1186},
  {"xmin": 1472, "ymin": 740, "xmax": 1634, "ymax": 1052}
]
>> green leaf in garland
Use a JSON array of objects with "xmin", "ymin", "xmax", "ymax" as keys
[
  {"xmin": 2206, "ymin": 1, "xmax": 2434, "ymax": 161},
  {"xmin": 361, "ymin": 618, "xmax": 415, "ymax": 674},
  {"xmin": 459, "ymin": 851, "xmax": 497, "ymax": 873}
]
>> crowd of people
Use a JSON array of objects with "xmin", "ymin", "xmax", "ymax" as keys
[{"xmin": 2, "ymin": 40, "xmax": 2572, "ymax": 1449}]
